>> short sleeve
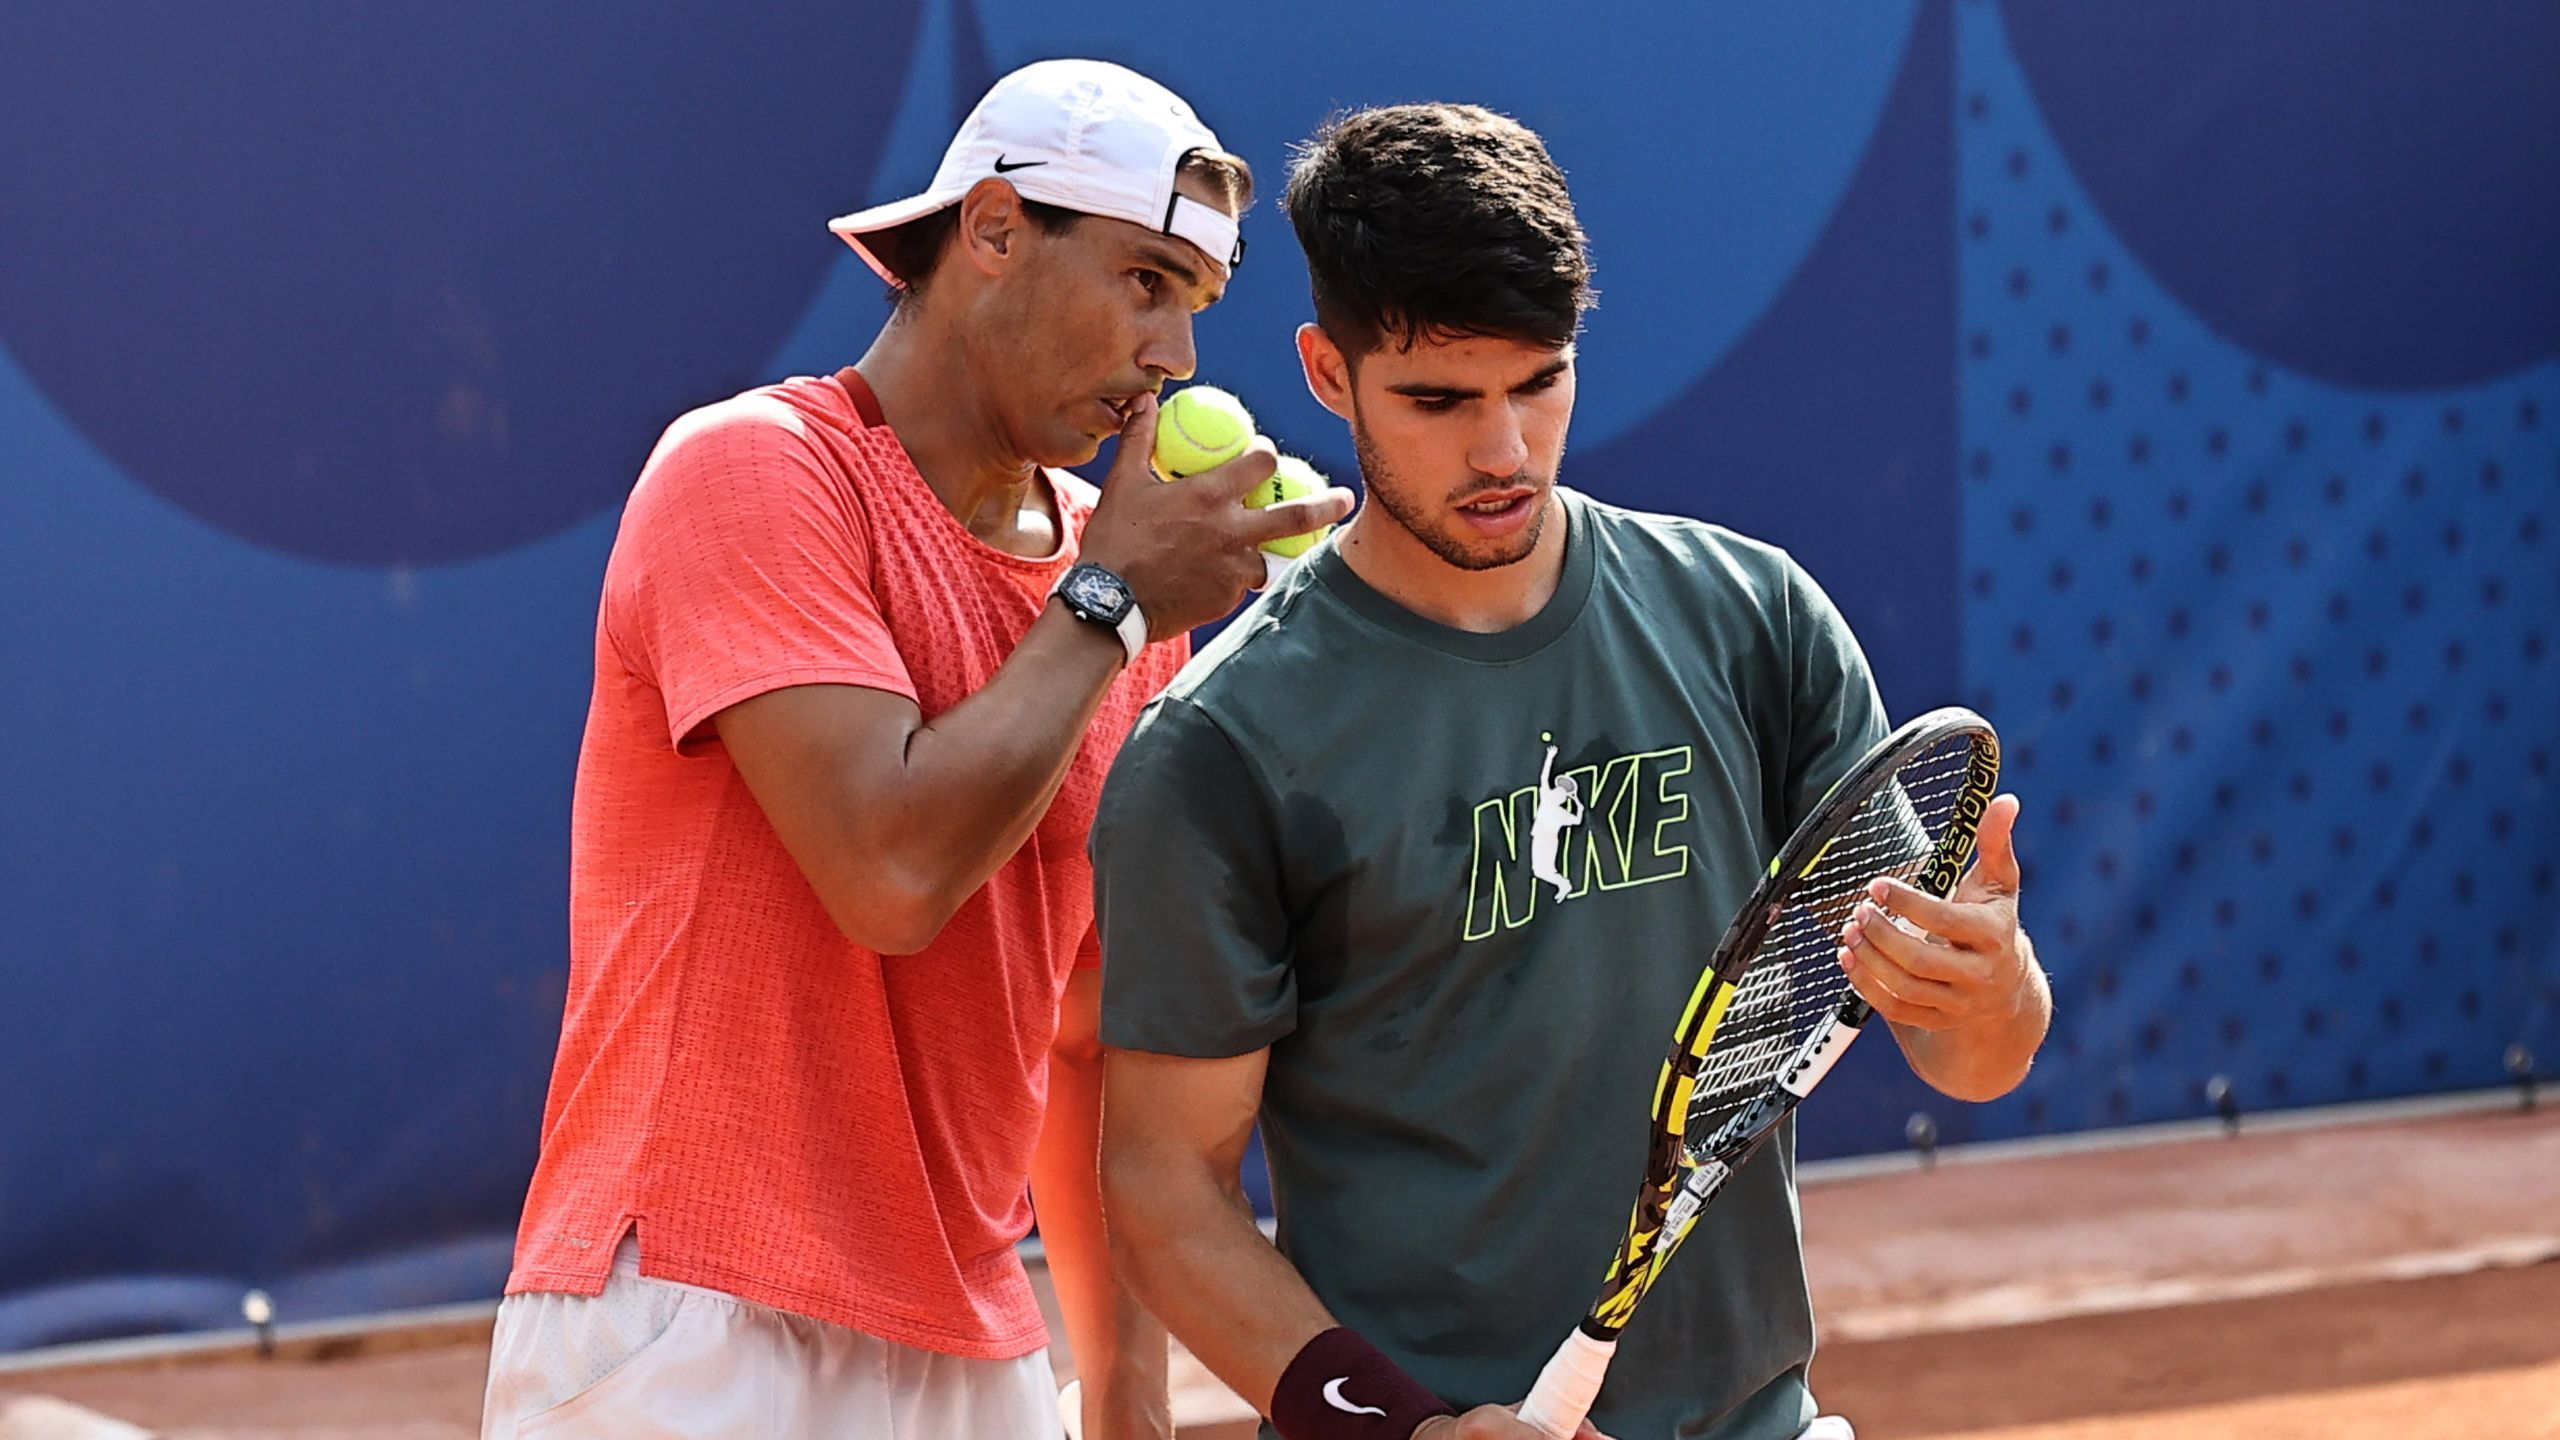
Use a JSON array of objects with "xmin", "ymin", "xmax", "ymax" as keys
[
  {"xmin": 1090, "ymin": 695, "xmax": 1297, "ymax": 1056},
  {"xmin": 604, "ymin": 397, "xmax": 916, "ymax": 750},
  {"xmin": 1779, "ymin": 555, "xmax": 1892, "ymax": 834}
]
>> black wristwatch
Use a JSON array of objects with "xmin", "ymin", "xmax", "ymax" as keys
[{"xmin": 1049, "ymin": 561, "xmax": 1147, "ymax": 665}]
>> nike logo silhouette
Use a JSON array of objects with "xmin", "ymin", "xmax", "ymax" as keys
[
  {"xmin": 993, "ymin": 155, "xmax": 1046, "ymax": 173},
  {"xmin": 1322, "ymin": 1377, "xmax": 1385, "ymax": 1417}
]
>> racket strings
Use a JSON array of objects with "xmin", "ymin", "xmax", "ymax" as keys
[{"xmin": 1683, "ymin": 737, "xmax": 1982, "ymax": 1135}]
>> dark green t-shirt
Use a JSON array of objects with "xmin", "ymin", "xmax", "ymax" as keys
[{"xmin": 1092, "ymin": 489, "xmax": 1889, "ymax": 1439}]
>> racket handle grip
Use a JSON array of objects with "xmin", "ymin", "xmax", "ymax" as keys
[{"xmin": 1518, "ymin": 1328, "xmax": 1616, "ymax": 1438}]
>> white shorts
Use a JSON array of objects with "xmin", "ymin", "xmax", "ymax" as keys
[{"xmin": 481, "ymin": 1238, "xmax": 1056, "ymax": 1439}]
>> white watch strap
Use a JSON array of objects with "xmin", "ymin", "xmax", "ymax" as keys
[{"xmin": 1111, "ymin": 601, "xmax": 1147, "ymax": 666}]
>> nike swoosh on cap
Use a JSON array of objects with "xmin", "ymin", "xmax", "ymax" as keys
[{"xmin": 993, "ymin": 155, "xmax": 1046, "ymax": 173}]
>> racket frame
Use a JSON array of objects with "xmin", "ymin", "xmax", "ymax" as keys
[{"xmin": 1518, "ymin": 707, "xmax": 2000, "ymax": 1438}]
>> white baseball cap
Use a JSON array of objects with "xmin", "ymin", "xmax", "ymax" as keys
[{"xmin": 829, "ymin": 59, "xmax": 1244, "ymax": 284}]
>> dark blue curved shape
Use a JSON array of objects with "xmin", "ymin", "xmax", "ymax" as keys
[
  {"xmin": 1573, "ymin": 0, "xmax": 1958, "ymax": 732},
  {"xmin": 0, "ymin": 3, "xmax": 922, "ymax": 565},
  {"xmin": 1565, "ymin": 0, "xmax": 1960, "ymax": 1162},
  {"xmin": 2001, "ymin": 1, "xmax": 2560, "ymax": 390}
]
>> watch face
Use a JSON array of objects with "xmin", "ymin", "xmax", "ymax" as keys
[{"xmin": 1066, "ymin": 565, "xmax": 1129, "ymax": 618}]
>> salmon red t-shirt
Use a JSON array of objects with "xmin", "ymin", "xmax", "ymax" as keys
[{"xmin": 504, "ymin": 369, "xmax": 1186, "ymax": 1358}]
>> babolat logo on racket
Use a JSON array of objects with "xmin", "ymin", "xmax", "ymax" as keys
[{"xmin": 1917, "ymin": 742, "xmax": 2001, "ymax": 897}]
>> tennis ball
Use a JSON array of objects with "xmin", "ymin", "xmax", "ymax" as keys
[
  {"xmin": 1252, "ymin": 455, "xmax": 1335, "ymax": 558},
  {"xmin": 1152, "ymin": 385, "xmax": 1255, "ymax": 479}
]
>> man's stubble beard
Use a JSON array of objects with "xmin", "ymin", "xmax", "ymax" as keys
[{"xmin": 1350, "ymin": 409, "xmax": 1555, "ymax": 573}]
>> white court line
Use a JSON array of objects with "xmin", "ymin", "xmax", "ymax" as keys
[{"xmin": 0, "ymin": 1395, "xmax": 157, "ymax": 1439}]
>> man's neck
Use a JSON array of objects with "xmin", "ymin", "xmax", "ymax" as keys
[
  {"xmin": 853, "ymin": 319, "xmax": 1056, "ymax": 547},
  {"xmin": 1336, "ymin": 492, "xmax": 1569, "ymax": 634}
]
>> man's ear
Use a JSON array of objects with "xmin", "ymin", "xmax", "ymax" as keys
[
  {"xmin": 954, "ymin": 176, "xmax": 1029, "ymax": 276},
  {"xmin": 1297, "ymin": 323, "xmax": 1356, "ymax": 422}
]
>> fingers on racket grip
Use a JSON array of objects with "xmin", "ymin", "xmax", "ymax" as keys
[{"xmin": 1518, "ymin": 1329, "xmax": 1617, "ymax": 1438}]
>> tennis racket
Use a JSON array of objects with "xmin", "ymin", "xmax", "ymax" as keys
[{"xmin": 1516, "ymin": 707, "xmax": 2001, "ymax": 1438}]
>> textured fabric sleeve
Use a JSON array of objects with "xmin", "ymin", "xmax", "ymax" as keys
[
  {"xmin": 1091, "ymin": 694, "xmax": 1298, "ymax": 1056},
  {"xmin": 604, "ymin": 396, "xmax": 916, "ymax": 751},
  {"xmin": 1779, "ymin": 554, "xmax": 1892, "ymax": 835}
]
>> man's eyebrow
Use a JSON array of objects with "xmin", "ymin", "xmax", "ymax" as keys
[
  {"xmin": 1385, "ymin": 358, "xmax": 1574, "ymax": 400},
  {"xmin": 1131, "ymin": 241, "xmax": 1209, "ymax": 296},
  {"xmin": 1515, "ymin": 357, "xmax": 1572, "ymax": 389}
]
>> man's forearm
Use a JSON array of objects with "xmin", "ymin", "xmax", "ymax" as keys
[
  {"xmin": 888, "ymin": 603, "xmax": 1131, "ymax": 904},
  {"xmin": 1110, "ymin": 1165, "xmax": 1336, "ymax": 1415},
  {"xmin": 1036, "ymin": 975, "xmax": 1171, "ymax": 1437},
  {"xmin": 722, "ymin": 599, "xmax": 1141, "ymax": 954}
]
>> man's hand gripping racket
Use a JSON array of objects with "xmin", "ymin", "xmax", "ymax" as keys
[{"xmin": 1516, "ymin": 708, "xmax": 2002, "ymax": 1439}]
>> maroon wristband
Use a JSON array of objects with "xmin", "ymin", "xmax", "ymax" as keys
[{"xmin": 1270, "ymin": 1326, "xmax": 1458, "ymax": 1440}]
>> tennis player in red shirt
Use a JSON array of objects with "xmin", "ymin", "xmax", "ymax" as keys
[{"xmin": 480, "ymin": 59, "xmax": 1350, "ymax": 1440}]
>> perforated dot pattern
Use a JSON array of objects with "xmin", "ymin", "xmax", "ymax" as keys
[{"xmin": 1956, "ymin": 3, "xmax": 2560, "ymax": 1133}]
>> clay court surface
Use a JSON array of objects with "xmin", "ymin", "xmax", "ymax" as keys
[{"xmin": 7, "ymin": 1103, "xmax": 2555, "ymax": 1439}]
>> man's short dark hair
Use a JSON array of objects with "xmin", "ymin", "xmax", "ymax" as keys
[
  {"xmin": 1284, "ymin": 103, "xmax": 1594, "ymax": 356},
  {"xmin": 870, "ymin": 149, "xmax": 1255, "ymax": 308}
]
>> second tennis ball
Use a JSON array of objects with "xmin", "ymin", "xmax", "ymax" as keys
[
  {"xmin": 1152, "ymin": 385, "xmax": 1255, "ymax": 479},
  {"xmin": 1253, "ymin": 455, "xmax": 1336, "ymax": 558}
]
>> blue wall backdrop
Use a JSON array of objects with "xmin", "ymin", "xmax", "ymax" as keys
[{"xmin": 2, "ymin": 0, "xmax": 2552, "ymax": 1347}]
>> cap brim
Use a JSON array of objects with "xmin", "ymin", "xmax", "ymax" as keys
[{"xmin": 826, "ymin": 189, "xmax": 962, "ymax": 285}]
